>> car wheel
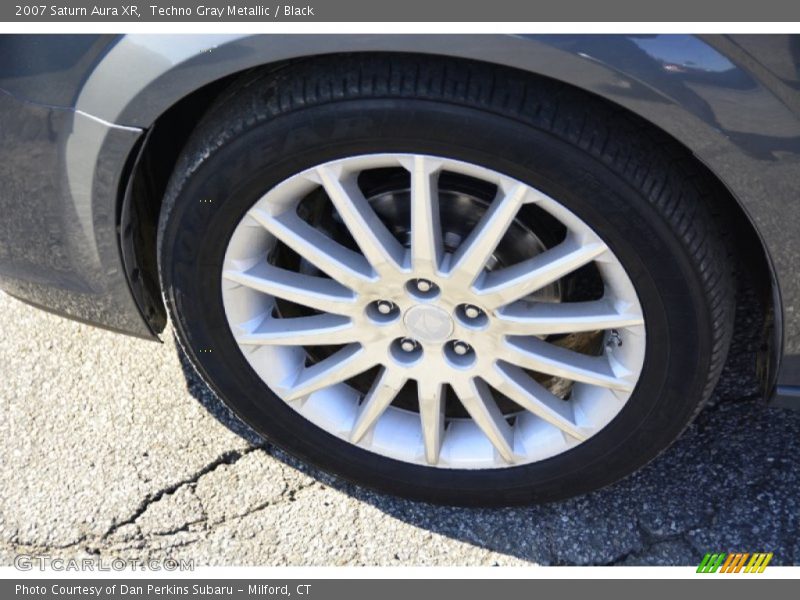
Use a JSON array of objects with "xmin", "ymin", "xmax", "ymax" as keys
[{"xmin": 157, "ymin": 56, "xmax": 733, "ymax": 505}]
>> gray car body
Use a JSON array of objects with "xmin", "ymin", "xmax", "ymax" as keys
[{"xmin": 0, "ymin": 34, "xmax": 798, "ymax": 404}]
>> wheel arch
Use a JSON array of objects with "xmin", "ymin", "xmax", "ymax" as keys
[{"xmin": 109, "ymin": 36, "xmax": 787, "ymax": 398}]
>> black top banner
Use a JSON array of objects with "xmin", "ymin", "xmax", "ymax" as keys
[{"xmin": 3, "ymin": 0, "xmax": 800, "ymax": 22}]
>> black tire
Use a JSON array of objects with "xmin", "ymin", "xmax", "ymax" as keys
[{"xmin": 157, "ymin": 55, "xmax": 734, "ymax": 506}]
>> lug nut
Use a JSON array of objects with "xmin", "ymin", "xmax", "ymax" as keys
[
  {"xmin": 406, "ymin": 278, "xmax": 439, "ymax": 297},
  {"xmin": 464, "ymin": 305, "xmax": 482, "ymax": 319},
  {"xmin": 376, "ymin": 300, "xmax": 394, "ymax": 315},
  {"xmin": 416, "ymin": 279, "xmax": 433, "ymax": 292},
  {"xmin": 452, "ymin": 340, "xmax": 471, "ymax": 356},
  {"xmin": 400, "ymin": 338, "xmax": 418, "ymax": 352}
]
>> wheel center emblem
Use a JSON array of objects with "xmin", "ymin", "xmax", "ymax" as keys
[{"xmin": 404, "ymin": 305, "xmax": 454, "ymax": 343}]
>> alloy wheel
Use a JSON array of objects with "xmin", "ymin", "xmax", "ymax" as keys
[{"xmin": 221, "ymin": 154, "xmax": 646, "ymax": 469}]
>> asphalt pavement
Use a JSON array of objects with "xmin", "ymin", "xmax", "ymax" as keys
[{"xmin": 1, "ymin": 290, "xmax": 798, "ymax": 566}]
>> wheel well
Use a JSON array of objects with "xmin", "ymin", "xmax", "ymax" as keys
[{"xmin": 119, "ymin": 52, "xmax": 778, "ymax": 395}]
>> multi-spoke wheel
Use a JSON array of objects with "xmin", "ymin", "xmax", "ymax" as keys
[
  {"xmin": 158, "ymin": 56, "xmax": 733, "ymax": 504},
  {"xmin": 221, "ymin": 154, "xmax": 645, "ymax": 468}
]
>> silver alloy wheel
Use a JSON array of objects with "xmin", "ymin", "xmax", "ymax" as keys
[{"xmin": 221, "ymin": 154, "xmax": 646, "ymax": 469}]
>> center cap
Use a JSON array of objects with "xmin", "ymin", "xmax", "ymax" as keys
[{"xmin": 403, "ymin": 305, "xmax": 454, "ymax": 343}]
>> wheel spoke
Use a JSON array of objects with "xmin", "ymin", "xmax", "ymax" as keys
[
  {"xmin": 223, "ymin": 262, "xmax": 356, "ymax": 315},
  {"xmin": 248, "ymin": 207, "xmax": 375, "ymax": 289},
  {"xmin": 315, "ymin": 165, "xmax": 406, "ymax": 274},
  {"xmin": 448, "ymin": 183, "xmax": 530, "ymax": 283},
  {"xmin": 475, "ymin": 237, "xmax": 608, "ymax": 310},
  {"xmin": 417, "ymin": 379, "xmax": 445, "ymax": 464},
  {"xmin": 407, "ymin": 156, "xmax": 444, "ymax": 274},
  {"xmin": 452, "ymin": 378, "xmax": 515, "ymax": 463},
  {"xmin": 500, "ymin": 336, "xmax": 634, "ymax": 392},
  {"xmin": 496, "ymin": 299, "xmax": 644, "ymax": 336},
  {"xmin": 283, "ymin": 344, "xmax": 377, "ymax": 401},
  {"xmin": 485, "ymin": 363, "xmax": 588, "ymax": 440},
  {"xmin": 350, "ymin": 368, "xmax": 407, "ymax": 443},
  {"xmin": 236, "ymin": 314, "xmax": 360, "ymax": 346}
]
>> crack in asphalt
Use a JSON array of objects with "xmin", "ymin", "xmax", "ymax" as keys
[
  {"xmin": 7, "ymin": 445, "xmax": 299, "ymax": 554},
  {"xmin": 95, "ymin": 467, "xmax": 322, "ymax": 557},
  {"xmin": 4, "ymin": 442, "xmax": 325, "ymax": 558},
  {"xmin": 604, "ymin": 517, "xmax": 710, "ymax": 566},
  {"xmin": 102, "ymin": 447, "xmax": 264, "ymax": 540}
]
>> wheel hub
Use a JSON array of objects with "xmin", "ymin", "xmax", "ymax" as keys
[{"xmin": 403, "ymin": 304, "xmax": 454, "ymax": 343}]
